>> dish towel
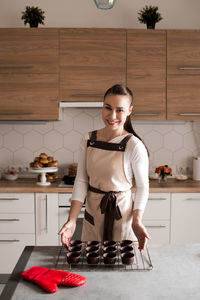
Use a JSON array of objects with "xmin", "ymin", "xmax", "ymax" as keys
[{"xmin": 21, "ymin": 266, "xmax": 86, "ymax": 293}]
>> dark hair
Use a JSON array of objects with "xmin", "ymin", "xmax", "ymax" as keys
[{"xmin": 104, "ymin": 84, "xmax": 149, "ymax": 156}]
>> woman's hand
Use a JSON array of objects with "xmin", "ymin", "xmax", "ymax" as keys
[
  {"xmin": 58, "ymin": 220, "xmax": 76, "ymax": 248},
  {"xmin": 132, "ymin": 220, "xmax": 150, "ymax": 251}
]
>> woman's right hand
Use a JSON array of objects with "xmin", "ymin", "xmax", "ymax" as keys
[{"xmin": 58, "ymin": 220, "xmax": 76, "ymax": 248}]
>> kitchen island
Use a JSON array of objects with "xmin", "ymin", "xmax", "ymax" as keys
[{"xmin": 1, "ymin": 244, "xmax": 200, "ymax": 300}]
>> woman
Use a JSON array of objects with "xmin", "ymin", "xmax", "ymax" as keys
[{"xmin": 58, "ymin": 84, "xmax": 150, "ymax": 250}]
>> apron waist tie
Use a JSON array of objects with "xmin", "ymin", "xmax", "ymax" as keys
[{"xmin": 88, "ymin": 185, "xmax": 122, "ymax": 241}]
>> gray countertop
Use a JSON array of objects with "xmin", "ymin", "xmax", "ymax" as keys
[{"xmin": 1, "ymin": 244, "xmax": 200, "ymax": 300}]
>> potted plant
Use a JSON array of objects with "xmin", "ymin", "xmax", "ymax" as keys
[
  {"xmin": 21, "ymin": 6, "xmax": 45, "ymax": 28},
  {"xmin": 138, "ymin": 5, "xmax": 163, "ymax": 29}
]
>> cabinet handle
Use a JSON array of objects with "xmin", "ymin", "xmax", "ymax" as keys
[
  {"xmin": 0, "ymin": 198, "xmax": 19, "ymax": 201},
  {"xmin": 178, "ymin": 113, "xmax": 200, "ymax": 116},
  {"xmin": 145, "ymin": 225, "xmax": 166, "ymax": 228},
  {"xmin": 148, "ymin": 198, "xmax": 167, "ymax": 201},
  {"xmin": 0, "ymin": 66, "xmax": 33, "ymax": 70},
  {"xmin": 134, "ymin": 113, "xmax": 160, "ymax": 116},
  {"xmin": 0, "ymin": 218, "xmax": 20, "ymax": 221},
  {"xmin": 45, "ymin": 195, "xmax": 48, "ymax": 234},
  {"xmin": 0, "ymin": 239, "xmax": 20, "ymax": 242},
  {"xmin": 179, "ymin": 67, "xmax": 200, "ymax": 70},
  {"xmin": 0, "ymin": 112, "xmax": 33, "ymax": 115},
  {"xmin": 72, "ymin": 94, "xmax": 104, "ymax": 97},
  {"xmin": 185, "ymin": 198, "xmax": 200, "ymax": 201}
]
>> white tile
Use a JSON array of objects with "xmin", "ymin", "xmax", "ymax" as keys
[
  {"xmin": 164, "ymin": 131, "xmax": 183, "ymax": 151},
  {"xmin": 94, "ymin": 114, "xmax": 104, "ymax": 130},
  {"xmin": 24, "ymin": 131, "xmax": 43, "ymax": 151},
  {"xmin": 54, "ymin": 148, "xmax": 73, "ymax": 168},
  {"xmin": 173, "ymin": 148, "xmax": 193, "ymax": 166},
  {"xmin": 14, "ymin": 124, "xmax": 32, "ymax": 134},
  {"xmin": 154, "ymin": 148, "xmax": 173, "ymax": 166},
  {"xmin": 144, "ymin": 131, "xmax": 163, "ymax": 152},
  {"xmin": 13, "ymin": 148, "xmax": 33, "ymax": 167},
  {"xmin": 184, "ymin": 132, "xmax": 198, "ymax": 152},
  {"xmin": 64, "ymin": 108, "xmax": 83, "ymax": 118},
  {"xmin": 0, "ymin": 148, "xmax": 13, "ymax": 167},
  {"xmin": 4, "ymin": 131, "xmax": 23, "ymax": 151},
  {"xmin": 132, "ymin": 122, "xmax": 152, "ymax": 135},
  {"xmin": 53, "ymin": 116, "xmax": 73, "ymax": 134},
  {"xmin": 73, "ymin": 150, "xmax": 79, "ymax": 163},
  {"xmin": 83, "ymin": 108, "xmax": 101, "ymax": 117},
  {"xmin": 173, "ymin": 121, "xmax": 192, "ymax": 134},
  {"xmin": 0, "ymin": 124, "xmax": 13, "ymax": 134},
  {"xmin": 44, "ymin": 131, "xmax": 63, "ymax": 152},
  {"xmin": 34, "ymin": 122, "xmax": 53, "ymax": 134},
  {"xmin": 0, "ymin": 134, "xmax": 2, "ymax": 147},
  {"xmin": 74, "ymin": 113, "xmax": 93, "ymax": 134},
  {"xmin": 64, "ymin": 131, "xmax": 82, "ymax": 152},
  {"xmin": 153, "ymin": 124, "xmax": 173, "ymax": 134}
]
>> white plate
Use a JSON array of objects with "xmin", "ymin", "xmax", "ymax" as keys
[
  {"xmin": 30, "ymin": 167, "xmax": 58, "ymax": 172},
  {"xmin": 174, "ymin": 175, "xmax": 188, "ymax": 181}
]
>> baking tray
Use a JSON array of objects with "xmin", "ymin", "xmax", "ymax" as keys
[{"xmin": 56, "ymin": 241, "xmax": 153, "ymax": 272}]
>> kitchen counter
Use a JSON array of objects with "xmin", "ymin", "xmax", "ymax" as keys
[
  {"xmin": 1, "ymin": 244, "xmax": 200, "ymax": 300},
  {"xmin": 1, "ymin": 178, "xmax": 200, "ymax": 193}
]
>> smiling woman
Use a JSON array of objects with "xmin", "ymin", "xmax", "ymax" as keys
[{"xmin": 58, "ymin": 84, "xmax": 150, "ymax": 251}]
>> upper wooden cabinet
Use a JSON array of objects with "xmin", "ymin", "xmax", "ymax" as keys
[
  {"xmin": 60, "ymin": 28, "xmax": 126, "ymax": 102},
  {"xmin": 167, "ymin": 30, "xmax": 200, "ymax": 120},
  {"xmin": 127, "ymin": 30, "xmax": 166, "ymax": 120},
  {"xmin": 0, "ymin": 29, "xmax": 59, "ymax": 120},
  {"xmin": 0, "ymin": 29, "xmax": 59, "ymax": 74},
  {"xmin": 167, "ymin": 30, "xmax": 200, "ymax": 75}
]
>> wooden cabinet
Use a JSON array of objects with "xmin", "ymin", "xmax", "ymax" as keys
[
  {"xmin": 127, "ymin": 30, "xmax": 166, "ymax": 120},
  {"xmin": 35, "ymin": 193, "xmax": 58, "ymax": 246},
  {"xmin": 0, "ymin": 193, "xmax": 35, "ymax": 273},
  {"xmin": 0, "ymin": 29, "xmax": 59, "ymax": 120},
  {"xmin": 60, "ymin": 28, "xmax": 126, "ymax": 102},
  {"xmin": 167, "ymin": 30, "xmax": 200, "ymax": 120},
  {"xmin": 171, "ymin": 193, "xmax": 200, "ymax": 244},
  {"xmin": 143, "ymin": 193, "xmax": 170, "ymax": 244}
]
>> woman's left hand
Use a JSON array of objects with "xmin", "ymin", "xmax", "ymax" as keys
[{"xmin": 132, "ymin": 221, "xmax": 150, "ymax": 251}]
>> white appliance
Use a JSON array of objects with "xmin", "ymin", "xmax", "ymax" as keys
[
  {"xmin": 58, "ymin": 193, "xmax": 85, "ymax": 245},
  {"xmin": 193, "ymin": 156, "xmax": 200, "ymax": 180}
]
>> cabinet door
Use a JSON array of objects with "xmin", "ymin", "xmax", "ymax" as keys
[
  {"xmin": 0, "ymin": 29, "xmax": 59, "ymax": 74},
  {"xmin": 143, "ymin": 193, "xmax": 170, "ymax": 220},
  {"xmin": 0, "ymin": 29, "xmax": 59, "ymax": 120},
  {"xmin": 143, "ymin": 220, "xmax": 170, "ymax": 244},
  {"xmin": 35, "ymin": 193, "xmax": 58, "ymax": 246},
  {"xmin": 60, "ymin": 28, "xmax": 126, "ymax": 102},
  {"xmin": 171, "ymin": 193, "xmax": 200, "ymax": 244},
  {"xmin": 167, "ymin": 30, "xmax": 200, "ymax": 120},
  {"xmin": 167, "ymin": 30, "xmax": 200, "ymax": 75},
  {"xmin": 127, "ymin": 30, "xmax": 166, "ymax": 120},
  {"xmin": 0, "ymin": 73, "xmax": 58, "ymax": 120}
]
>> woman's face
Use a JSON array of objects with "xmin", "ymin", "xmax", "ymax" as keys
[{"xmin": 102, "ymin": 94, "xmax": 133, "ymax": 131}]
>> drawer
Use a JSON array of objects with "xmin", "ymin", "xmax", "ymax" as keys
[
  {"xmin": 0, "ymin": 193, "xmax": 34, "ymax": 213},
  {"xmin": 58, "ymin": 193, "xmax": 72, "ymax": 206},
  {"xmin": 0, "ymin": 213, "xmax": 35, "ymax": 234},
  {"xmin": 143, "ymin": 220, "xmax": 170, "ymax": 244},
  {"xmin": 142, "ymin": 193, "xmax": 170, "ymax": 220},
  {"xmin": 0, "ymin": 234, "xmax": 35, "ymax": 273}
]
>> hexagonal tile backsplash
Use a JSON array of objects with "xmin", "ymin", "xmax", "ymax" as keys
[{"xmin": 0, "ymin": 108, "xmax": 199, "ymax": 178}]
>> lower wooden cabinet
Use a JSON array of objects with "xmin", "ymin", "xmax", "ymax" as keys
[{"xmin": 171, "ymin": 193, "xmax": 200, "ymax": 244}]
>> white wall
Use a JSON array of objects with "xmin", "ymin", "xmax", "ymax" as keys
[{"xmin": 0, "ymin": 0, "xmax": 200, "ymax": 29}]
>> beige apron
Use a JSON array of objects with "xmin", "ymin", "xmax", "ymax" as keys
[{"xmin": 81, "ymin": 130, "xmax": 136, "ymax": 242}]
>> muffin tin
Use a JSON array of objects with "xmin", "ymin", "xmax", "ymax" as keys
[{"xmin": 61, "ymin": 240, "xmax": 153, "ymax": 271}]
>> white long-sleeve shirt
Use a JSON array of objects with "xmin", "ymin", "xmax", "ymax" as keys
[{"xmin": 71, "ymin": 133, "xmax": 149, "ymax": 211}]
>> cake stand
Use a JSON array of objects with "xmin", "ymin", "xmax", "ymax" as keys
[{"xmin": 30, "ymin": 167, "xmax": 58, "ymax": 186}]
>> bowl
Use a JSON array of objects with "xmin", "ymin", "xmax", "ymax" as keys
[{"xmin": 4, "ymin": 173, "xmax": 19, "ymax": 181}]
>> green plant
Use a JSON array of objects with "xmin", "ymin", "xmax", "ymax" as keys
[
  {"xmin": 138, "ymin": 5, "xmax": 163, "ymax": 29},
  {"xmin": 21, "ymin": 6, "xmax": 45, "ymax": 27}
]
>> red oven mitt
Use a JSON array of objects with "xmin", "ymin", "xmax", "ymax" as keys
[{"xmin": 21, "ymin": 266, "xmax": 86, "ymax": 293}]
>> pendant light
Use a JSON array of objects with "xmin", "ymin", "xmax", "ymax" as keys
[{"xmin": 94, "ymin": 0, "xmax": 116, "ymax": 10}]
